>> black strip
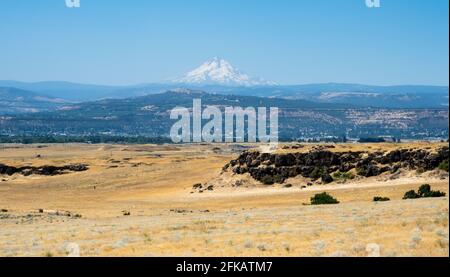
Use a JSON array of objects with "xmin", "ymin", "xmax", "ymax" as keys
[{"xmin": 1, "ymin": 257, "xmax": 449, "ymax": 276}]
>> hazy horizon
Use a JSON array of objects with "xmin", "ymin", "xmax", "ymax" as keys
[{"xmin": 0, "ymin": 78, "xmax": 449, "ymax": 88}]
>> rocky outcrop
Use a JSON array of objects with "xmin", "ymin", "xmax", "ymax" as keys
[
  {"xmin": 223, "ymin": 147, "xmax": 449, "ymax": 184},
  {"xmin": 0, "ymin": 163, "xmax": 88, "ymax": 176}
]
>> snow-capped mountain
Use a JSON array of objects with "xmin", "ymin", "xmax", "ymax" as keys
[{"xmin": 173, "ymin": 57, "xmax": 276, "ymax": 86}]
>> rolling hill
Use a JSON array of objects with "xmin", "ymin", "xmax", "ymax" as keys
[
  {"xmin": 0, "ymin": 87, "xmax": 67, "ymax": 114},
  {"xmin": 1, "ymin": 90, "xmax": 447, "ymax": 141}
]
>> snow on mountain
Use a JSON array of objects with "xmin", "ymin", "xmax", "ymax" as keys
[{"xmin": 173, "ymin": 57, "xmax": 276, "ymax": 86}]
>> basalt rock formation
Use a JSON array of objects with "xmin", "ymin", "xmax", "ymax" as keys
[
  {"xmin": 0, "ymin": 163, "xmax": 88, "ymax": 176},
  {"xmin": 223, "ymin": 146, "xmax": 449, "ymax": 185}
]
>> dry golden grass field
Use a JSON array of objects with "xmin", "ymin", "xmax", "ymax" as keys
[{"xmin": 0, "ymin": 142, "xmax": 448, "ymax": 257}]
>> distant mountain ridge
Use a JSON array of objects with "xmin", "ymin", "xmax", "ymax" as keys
[
  {"xmin": 0, "ymin": 80, "xmax": 448, "ymax": 108},
  {"xmin": 0, "ymin": 80, "xmax": 124, "ymax": 101},
  {"xmin": 0, "ymin": 87, "xmax": 67, "ymax": 114},
  {"xmin": 1, "ymin": 90, "xmax": 447, "ymax": 140}
]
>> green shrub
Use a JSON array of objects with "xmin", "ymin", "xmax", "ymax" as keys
[
  {"xmin": 310, "ymin": 192, "xmax": 339, "ymax": 205},
  {"xmin": 260, "ymin": 174, "xmax": 284, "ymax": 185},
  {"xmin": 310, "ymin": 167, "xmax": 326, "ymax": 180},
  {"xmin": 260, "ymin": 175, "xmax": 275, "ymax": 185},
  {"xmin": 403, "ymin": 190, "xmax": 420, "ymax": 199},
  {"xmin": 373, "ymin": 196, "xmax": 390, "ymax": 202},
  {"xmin": 273, "ymin": 174, "xmax": 285, "ymax": 184},
  {"xmin": 418, "ymin": 184, "xmax": 431, "ymax": 196},
  {"xmin": 332, "ymin": 171, "xmax": 355, "ymax": 180},
  {"xmin": 438, "ymin": 161, "xmax": 449, "ymax": 172},
  {"xmin": 424, "ymin": 190, "xmax": 446, "ymax": 198},
  {"xmin": 403, "ymin": 185, "xmax": 446, "ymax": 200}
]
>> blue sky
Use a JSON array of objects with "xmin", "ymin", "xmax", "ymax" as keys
[{"xmin": 0, "ymin": 0, "xmax": 448, "ymax": 85}]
